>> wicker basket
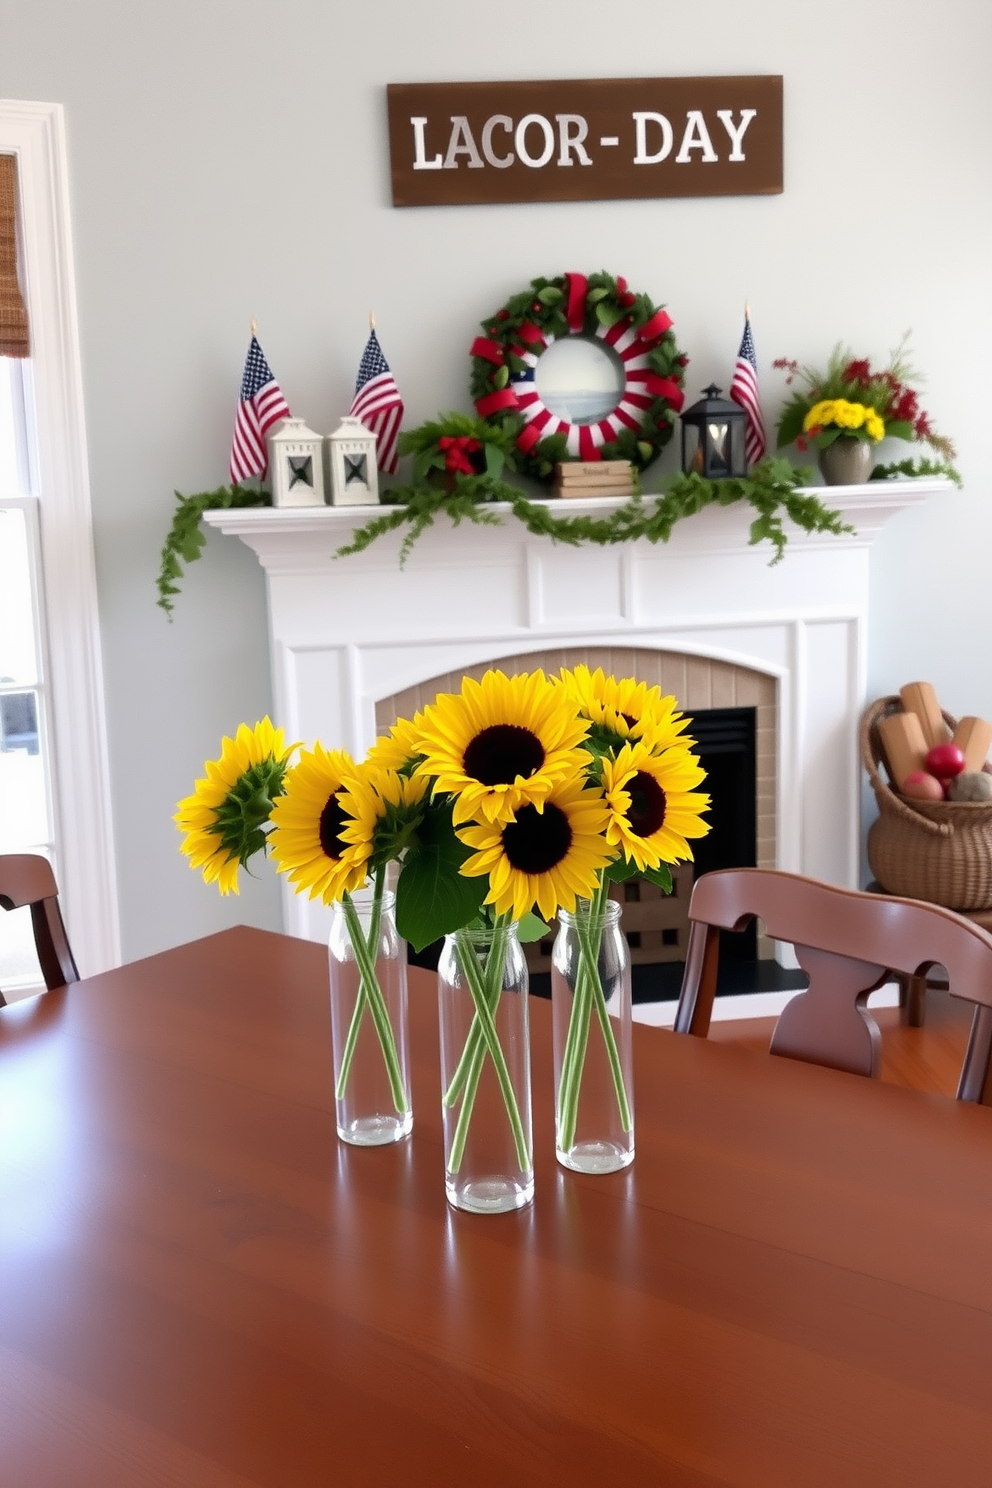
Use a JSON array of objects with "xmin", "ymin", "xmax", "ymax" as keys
[{"xmin": 861, "ymin": 696, "xmax": 992, "ymax": 911}]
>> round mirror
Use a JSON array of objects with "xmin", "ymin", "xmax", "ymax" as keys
[{"xmin": 534, "ymin": 336, "xmax": 625, "ymax": 425}]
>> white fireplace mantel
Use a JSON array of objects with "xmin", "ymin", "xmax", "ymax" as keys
[{"xmin": 206, "ymin": 478, "xmax": 948, "ymax": 945}]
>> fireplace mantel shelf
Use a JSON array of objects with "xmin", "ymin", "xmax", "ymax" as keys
[
  {"xmin": 207, "ymin": 474, "xmax": 948, "ymax": 944},
  {"xmin": 204, "ymin": 476, "xmax": 949, "ymax": 566}
]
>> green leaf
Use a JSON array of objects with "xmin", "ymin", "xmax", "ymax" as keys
[
  {"xmin": 640, "ymin": 863, "xmax": 674, "ymax": 893},
  {"xmin": 537, "ymin": 286, "xmax": 562, "ymax": 306},
  {"xmin": 776, "ymin": 403, "xmax": 807, "ymax": 448},
  {"xmin": 595, "ymin": 301, "xmax": 623, "ymax": 329},
  {"xmin": 412, "ymin": 448, "xmax": 443, "ymax": 484},
  {"xmin": 516, "ymin": 912, "xmax": 550, "ymax": 944},
  {"xmin": 484, "ymin": 444, "xmax": 505, "ymax": 480},
  {"xmin": 395, "ymin": 799, "xmax": 486, "ymax": 950},
  {"xmin": 605, "ymin": 857, "xmax": 640, "ymax": 883},
  {"xmin": 586, "ymin": 287, "xmax": 609, "ymax": 305},
  {"xmin": 884, "ymin": 419, "xmax": 913, "ymax": 441},
  {"xmin": 636, "ymin": 441, "xmax": 653, "ymax": 463},
  {"xmin": 157, "ymin": 484, "xmax": 270, "ymax": 618},
  {"xmin": 493, "ymin": 364, "xmax": 510, "ymax": 390}
]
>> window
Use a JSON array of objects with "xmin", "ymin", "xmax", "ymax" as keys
[
  {"xmin": 0, "ymin": 361, "xmax": 54, "ymax": 991},
  {"xmin": 0, "ymin": 103, "xmax": 119, "ymax": 986}
]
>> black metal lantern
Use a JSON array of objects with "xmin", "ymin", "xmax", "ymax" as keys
[{"xmin": 680, "ymin": 384, "xmax": 748, "ymax": 479}]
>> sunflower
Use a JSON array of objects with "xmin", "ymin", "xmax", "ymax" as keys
[
  {"xmin": 175, "ymin": 717, "xmax": 293, "ymax": 895},
  {"xmin": 366, "ymin": 712, "xmax": 427, "ymax": 775},
  {"xmin": 558, "ymin": 665, "xmax": 693, "ymax": 754},
  {"xmin": 268, "ymin": 743, "xmax": 370, "ymax": 903},
  {"xmin": 600, "ymin": 741, "xmax": 710, "ymax": 872},
  {"xmin": 414, "ymin": 668, "xmax": 591, "ymax": 826},
  {"xmin": 336, "ymin": 762, "xmax": 429, "ymax": 868},
  {"xmin": 457, "ymin": 775, "xmax": 614, "ymax": 922}
]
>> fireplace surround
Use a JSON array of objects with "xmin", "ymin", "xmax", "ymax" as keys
[{"xmin": 207, "ymin": 477, "xmax": 947, "ymax": 977}]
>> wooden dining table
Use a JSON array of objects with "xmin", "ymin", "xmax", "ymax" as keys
[{"xmin": 2, "ymin": 925, "xmax": 991, "ymax": 1486}]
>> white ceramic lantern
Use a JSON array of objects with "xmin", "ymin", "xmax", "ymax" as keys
[
  {"xmin": 268, "ymin": 419, "xmax": 327, "ymax": 508},
  {"xmin": 326, "ymin": 417, "xmax": 380, "ymax": 507}
]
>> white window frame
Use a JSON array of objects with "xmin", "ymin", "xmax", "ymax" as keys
[{"xmin": 1, "ymin": 99, "xmax": 119, "ymax": 975}]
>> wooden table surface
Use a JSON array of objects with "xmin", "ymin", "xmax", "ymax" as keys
[{"xmin": 2, "ymin": 926, "xmax": 991, "ymax": 1487}]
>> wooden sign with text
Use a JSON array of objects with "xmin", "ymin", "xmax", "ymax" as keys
[{"xmin": 387, "ymin": 76, "xmax": 783, "ymax": 208}]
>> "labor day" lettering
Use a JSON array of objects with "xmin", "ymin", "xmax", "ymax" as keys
[{"xmin": 410, "ymin": 109, "xmax": 757, "ymax": 171}]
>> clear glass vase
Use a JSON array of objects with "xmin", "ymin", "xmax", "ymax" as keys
[
  {"xmin": 552, "ymin": 898, "xmax": 634, "ymax": 1173},
  {"xmin": 328, "ymin": 888, "xmax": 412, "ymax": 1146},
  {"xmin": 437, "ymin": 921, "xmax": 534, "ymax": 1213}
]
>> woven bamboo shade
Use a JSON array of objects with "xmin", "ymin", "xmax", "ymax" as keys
[{"xmin": 0, "ymin": 154, "xmax": 29, "ymax": 358}]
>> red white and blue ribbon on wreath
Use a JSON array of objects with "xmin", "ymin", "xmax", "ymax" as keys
[{"xmin": 471, "ymin": 272, "xmax": 685, "ymax": 468}]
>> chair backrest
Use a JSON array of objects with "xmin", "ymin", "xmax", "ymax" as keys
[
  {"xmin": 673, "ymin": 868, "xmax": 992, "ymax": 1104},
  {"xmin": 0, "ymin": 853, "xmax": 79, "ymax": 1005}
]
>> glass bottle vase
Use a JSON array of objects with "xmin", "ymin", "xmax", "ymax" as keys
[
  {"xmin": 437, "ymin": 922, "xmax": 534, "ymax": 1214},
  {"xmin": 552, "ymin": 899, "xmax": 634, "ymax": 1173},
  {"xmin": 328, "ymin": 888, "xmax": 412, "ymax": 1146}
]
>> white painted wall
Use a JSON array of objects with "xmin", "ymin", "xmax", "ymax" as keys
[{"xmin": 1, "ymin": 0, "xmax": 989, "ymax": 959}]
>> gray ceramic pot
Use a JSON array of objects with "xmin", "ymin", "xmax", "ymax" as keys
[{"xmin": 817, "ymin": 436, "xmax": 874, "ymax": 486}]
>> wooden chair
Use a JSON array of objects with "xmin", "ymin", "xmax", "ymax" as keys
[
  {"xmin": 673, "ymin": 868, "xmax": 992, "ymax": 1104},
  {"xmin": 0, "ymin": 853, "xmax": 79, "ymax": 1006}
]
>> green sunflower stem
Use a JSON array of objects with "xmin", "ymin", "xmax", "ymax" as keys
[
  {"xmin": 334, "ymin": 870, "xmax": 384, "ymax": 1097},
  {"xmin": 442, "ymin": 910, "xmax": 512, "ymax": 1108},
  {"xmin": 557, "ymin": 890, "xmax": 604, "ymax": 1148},
  {"xmin": 557, "ymin": 876, "xmax": 633, "ymax": 1151},
  {"xmin": 336, "ymin": 880, "xmax": 410, "ymax": 1115},
  {"xmin": 445, "ymin": 916, "xmax": 531, "ymax": 1176},
  {"xmin": 443, "ymin": 1003, "xmax": 485, "ymax": 1107}
]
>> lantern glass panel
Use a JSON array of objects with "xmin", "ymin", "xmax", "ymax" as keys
[
  {"xmin": 707, "ymin": 421, "xmax": 731, "ymax": 476},
  {"xmin": 682, "ymin": 422, "xmax": 702, "ymax": 475},
  {"xmin": 345, "ymin": 453, "xmax": 368, "ymax": 486},
  {"xmin": 289, "ymin": 455, "xmax": 313, "ymax": 489},
  {"xmin": 730, "ymin": 419, "xmax": 746, "ymax": 474}
]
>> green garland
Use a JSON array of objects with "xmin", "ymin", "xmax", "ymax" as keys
[
  {"xmin": 157, "ymin": 484, "xmax": 270, "ymax": 618},
  {"xmin": 870, "ymin": 455, "xmax": 962, "ymax": 488},
  {"xmin": 335, "ymin": 459, "xmax": 851, "ymax": 569},
  {"xmin": 470, "ymin": 271, "xmax": 687, "ymax": 483}
]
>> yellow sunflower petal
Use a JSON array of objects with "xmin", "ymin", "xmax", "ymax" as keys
[
  {"xmin": 415, "ymin": 668, "xmax": 591, "ymax": 825},
  {"xmin": 268, "ymin": 743, "xmax": 370, "ymax": 903},
  {"xmin": 601, "ymin": 740, "xmax": 710, "ymax": 869},
  {"xmin": 457, "ymin": 774, "xmax": 613, "ymax": 922},
  {"xmin": 175, "ymin": 717, "xmax": 295, "ymax": 896}
]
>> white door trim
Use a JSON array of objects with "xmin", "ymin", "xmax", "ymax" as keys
[{"xmin": 1, "ymin": 98, "xmax": 120, "ymax": 975}]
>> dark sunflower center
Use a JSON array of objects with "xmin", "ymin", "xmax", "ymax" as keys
[
  {"xmin": 463, "ymin": 724, "xmax": 545, "ymax": 786},
  {"xmin": 625, "ymin": 772, "xmax": 667, "ymax": 837},
  {"xmin": 501, "ymin": 802, "xmax": 572, "ymax": 875},
  {"xmin": 319, "ymin": 792, "xmax": 349, "ymax": 861},
  {"xmin": 620, "ymin": 712, "xmax": 639, "ymax": 730}
]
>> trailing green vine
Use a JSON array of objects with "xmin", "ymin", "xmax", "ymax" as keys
[
  {"xmin": 870, "ymin": 455, "xmax": 962, "ymax": 488},
  {"xmin": 157, "ymin": 485, "xmax": 270, "ymax": 618},
  {"xmin": 334, "ymin": 476, "xmax": 513, "ymax": 567},
  {"xmin": 335, "ymin": 459, "xmax": 851, "ymax": 569}
]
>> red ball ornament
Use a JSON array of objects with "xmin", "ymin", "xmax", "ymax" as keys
[{"xmin": 925, "ymin": 743, "xmax": 966, "ymax": 780}]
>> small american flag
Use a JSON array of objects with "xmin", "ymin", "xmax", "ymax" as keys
[
  {"xmin": 350, "ymin": 329, "xmax": 404, "ymax": 474},
  {"xmin": 230, "ymin": 335, "xmax": 291, "ymax": 484},
  {"xmin": 729, "ymin": 314, "xmax": 767, "ymax": 467}
]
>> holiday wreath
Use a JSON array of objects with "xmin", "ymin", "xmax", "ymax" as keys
[{"xmin": 470, "ymin": 271, "xmax": 688, "ymax": 483}]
